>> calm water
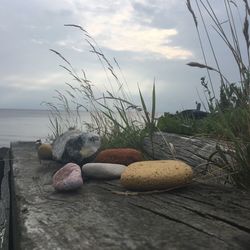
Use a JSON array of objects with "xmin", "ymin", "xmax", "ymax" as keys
[
  {"xmin": 0, "ymin": 109, "xmax": 90, "ymax": 147},
  {"xmin": 0, "ymin": 109, "xmax": 162, "ymax": 148},
  {"xmin": 0, "ymin": 109, "xmax": 51, "ymax": 147}
]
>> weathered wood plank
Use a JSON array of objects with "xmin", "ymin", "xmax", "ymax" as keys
[
  {"xmin": 143, "ymin": 132, "xmax": 218, "ymax": 164},
  {"xmin": 11, "ymin": 142, "xmax": 250, "ymax": 250},
  {"xmin": 0, "ymin": 147, "xmax": 10, "ymax": 250},
  {"xmin": 143, "ymin": 132, "xmax": 229, "ymax": 184}
]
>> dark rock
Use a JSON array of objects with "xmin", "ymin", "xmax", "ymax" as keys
[{"xmin": 52, "ymin": 130, "xmax": 101, "ymax": 165}]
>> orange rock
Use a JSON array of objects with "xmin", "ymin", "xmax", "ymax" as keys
[
  {"xmin": 121, "ymin": 160, "xmax": 194, "ymax": 191},
  {"xmin": 95, "ymin": 148, "xmax": 143, "ymax": 166}
]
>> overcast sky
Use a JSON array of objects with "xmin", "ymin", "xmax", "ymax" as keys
[{"xmin": 0, "ymin": 0, "xmax": 247, "ymax": 112}]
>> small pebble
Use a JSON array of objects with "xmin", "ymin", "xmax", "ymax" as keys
[{"xmin": 37, "ymin": 144, "xmax": 53, "ymax": 160}]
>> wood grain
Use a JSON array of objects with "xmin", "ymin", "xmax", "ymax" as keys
[{"xmin": 11, "ymin": 141, "xmax": 250, "ymax": 250}]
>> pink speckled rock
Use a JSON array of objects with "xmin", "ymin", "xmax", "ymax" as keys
[{"xmin": 53, "ymin": 163, "xmax": 83, "ymax": 191}]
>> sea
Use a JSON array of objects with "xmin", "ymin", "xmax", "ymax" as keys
[
  {"xmin": 0, "ymin": 109, "xmax": 163, "ymax": 148},
  {"xmin": 0, "ymin": 109, "xmax": 90, "ymax": 148}
]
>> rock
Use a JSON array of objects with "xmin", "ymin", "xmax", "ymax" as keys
[
  {"xmin": 52, "ymin": 163, "xmax": 83, "ymax": 191},
  {"xmin": 120, "ymin": 160, "xmax": 193, "ymax": 191},
  {"xmin": 52, "ymin": 130, "xmax": 101, "ymax": 165},
  {"xmin": 37, "ymin": 144, "xmax": 53, "ymax": 160},
  {"xmin": 95, "ymin": 148, "xmax": 143, "ymax": 166},
  {"xmin": 180, "ymin": 109, "xmax": 208, "ymax": 120},
  {"xmin": 82, "ymin": 163, "xmax": 126, "ymax": 180}
]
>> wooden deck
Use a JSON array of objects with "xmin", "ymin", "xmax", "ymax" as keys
[
  {"xmin": 10, "ymin": 141, "xmax": 250, "ymax": 250},
  {"xmin": 0, "ymin": 147, "xmax": 10, "ymax": 250}
]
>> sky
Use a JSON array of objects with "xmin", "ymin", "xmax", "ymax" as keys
[{"xmin": 0, "ymin": 0, "xmax": 247, "ymax": 113}]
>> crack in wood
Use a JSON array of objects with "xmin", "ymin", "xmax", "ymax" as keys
[
  {"xmin": 151, "ymin": 194, "xmax": 250, "ymax": 235},
  {"xmin": 184, "ymin": 147, "xmax": 211, "ymax": 162},
  {"xmin": 206, "ymin": 214, "xmax": 250, "ymax": 234},
  {"xmin": 231, "ymin": 202, "xmax": 250, "ymax": 210},
  {"xmin": 128, "ymin": 202, "xmax": 231, "ymax": 245},
  {"xmin": 150, "ymin": 196, "xmax": 214, "ymax": 217},
  {"xmin": 166, "ymin": 193, "xmax": 217, "ymax": 207}
]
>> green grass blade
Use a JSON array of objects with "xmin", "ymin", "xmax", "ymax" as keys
[
  {"xmin": 138, "ymin": 85, "xmax": 150, "ymax": 125},
  {"xmin": 151, "ymin": 81, "xmax": 156, "ymax": 127}
]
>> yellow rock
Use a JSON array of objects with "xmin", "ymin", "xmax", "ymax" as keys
[
  {"xmin": 38, "ymin": 144, "xmax": 53, "ymax": 160},
  {"xmin": 120, "ymin": 160, "xmax": 193, "ymax": 191}
]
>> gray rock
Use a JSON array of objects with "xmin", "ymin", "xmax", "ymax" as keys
[
  {"xmin": 52, "ymin": 130, "xmax": 101, "ymax": 165},
  {"xmin": 82, "ymin": 163, "xmax": 126, "ymax": 180}
]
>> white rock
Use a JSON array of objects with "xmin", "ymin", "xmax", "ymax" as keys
[{"xmin": 82, "ymin": 163, "xmax": 126, "ymax": 179}]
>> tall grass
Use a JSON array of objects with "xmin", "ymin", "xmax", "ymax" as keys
[
  {"xmin": 45, "ymin": 24, "xmax": 157, "ymax": 152},
  {"xmin": 187, "ymin": 0, "xmax": 250, "ymax": 188}
]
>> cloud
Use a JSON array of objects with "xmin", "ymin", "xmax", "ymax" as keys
[
  {"xmin": 0, "ymin": 0, "xmax": 212, "ymax": 111},
  {"xmin": 38, "ymin": 0, "xmax": 193, "ymax": 60},
  {"xmin": 2, "ymin": 73, "xmax": 65, "ymax": 90},
  {"xmin": 99, "ymin": 26, "xmax": 192, "ymax": 60},
  {"xmin": 82, "ymin": 2, "xmax": 193, "ymax": 59},
  {"xmin": 31, "ymin": 38, "xmax": 47, "ymax": 45},
  {"xmin": 54, "ymin": 38, "xmax": 86, "ymax": 52}
]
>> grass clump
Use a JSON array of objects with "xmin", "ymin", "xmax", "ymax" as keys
[
  {"xmin": 157, "ymin": 113, "xmax": 197, "ymax": 136},
  {"xmin": 185, "ymin": 0, "xmax": 250, "ymax": 189},
  {"xmin": 157, "ymin": 109, "xmax": 245, "ymax": 139},
  {"xmin": 45, "ymin": 25, "xmax": 157, "ymax": 153}
]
